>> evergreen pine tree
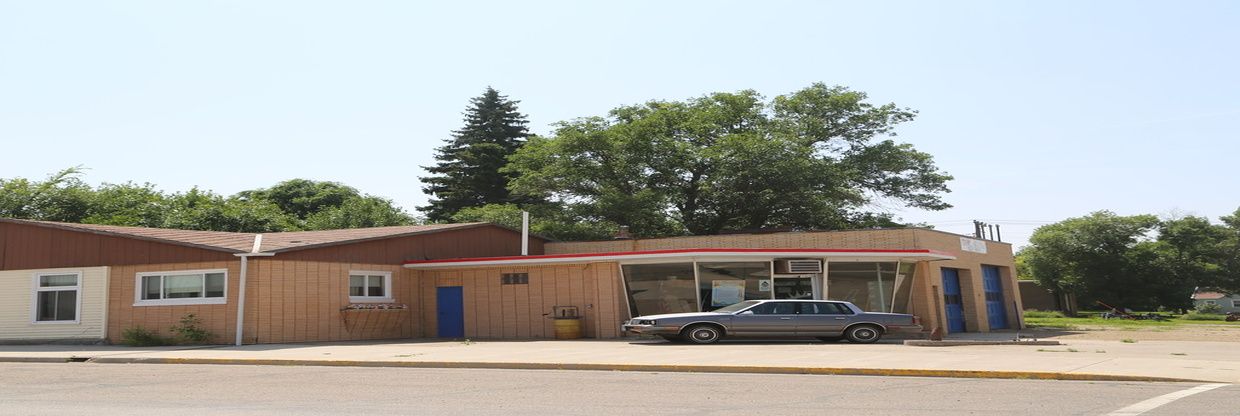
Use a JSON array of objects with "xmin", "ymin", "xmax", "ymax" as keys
[{"xmin": 419, "ymin": 87, "xmax": 531, "ymax": 222}]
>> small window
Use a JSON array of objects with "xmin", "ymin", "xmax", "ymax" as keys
[
  {"xmin": 349, "ymin": 271, "xmax": 392, "ymax": 302},
  {"xmin": 501, "ymin": 273, "xmax": 529, "ymax": 285},
  {"xmin": 1232, "ymin": 300, "xmax": 1240, "ymax": 308},
  {"xmin": 135, "ymin": 270, "xmax": 227, "ymax": 306},
  {"xmin": 34, "ymin": 273, "xmax": 80, "ymax": 323},
  {"xmin": 1205, "ymin": 300, "xmax": 1217, "ymax": 305}
]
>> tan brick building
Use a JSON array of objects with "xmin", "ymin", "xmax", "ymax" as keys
[{"xmin": 0, "ymin": 218, "xmax": 1019, "ymax": 344}]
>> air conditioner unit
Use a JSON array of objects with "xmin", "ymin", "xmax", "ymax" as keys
[{"xmin": 776, "ymin": 259, "xmax": 822, "ymax": 274}]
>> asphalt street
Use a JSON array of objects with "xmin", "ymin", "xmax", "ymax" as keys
[{"xmin": 0, "ymin": 363, "xmax": 1235, "ymax": 415}]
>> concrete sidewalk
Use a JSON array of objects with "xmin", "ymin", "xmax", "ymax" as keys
[{"xmin": 1, "ymin": 338, "xmax": 1237, "ymax": 383}]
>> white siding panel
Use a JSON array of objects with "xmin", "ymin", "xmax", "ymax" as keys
[{"xmin": 0, "ymin": 267, "xmax": 108, "ymax": 341}]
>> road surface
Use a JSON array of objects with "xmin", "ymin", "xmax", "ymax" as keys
[{"xmin": 0, "ymin": 363, "xmax": 1234, "ymax": 415}]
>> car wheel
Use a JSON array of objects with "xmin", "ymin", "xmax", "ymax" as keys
[
  {"xmin": 682, "ymin": 324, "xmax": 723, "ymax": 344},
  {"xmin": 845, "ymin": 325, "xmax": 882, "ymax": 344},
  {"xmin": 816, "ymin": 336, "xmax": 843, "ymax": 343},
  {"xmin": 659, "ymin": 335, "xmax": 683, "ymax": 343}
]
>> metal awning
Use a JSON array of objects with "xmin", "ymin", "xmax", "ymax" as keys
[{"xmin": 403, "ymin": 248, "xmax": 956, "ymax": 269}]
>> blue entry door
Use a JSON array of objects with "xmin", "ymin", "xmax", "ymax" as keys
[
  {"xmin": 941, "ymin": 269, "xmax": 966, "ymax": 333},
  {"xmin": 436, "ymin": 286, "xmax": 465, "ymax": 338},
  {"xmin": 982, "ymin": 266, "xmax": 1008, "ymax": 329}
]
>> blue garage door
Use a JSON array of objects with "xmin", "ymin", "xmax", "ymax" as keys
[
  {"xmin": 982, "ymin": 266, "xmax": 1008, "ymax": 330},
  {"xmin": 436, "ymin": 286, "xmax": 465, "ymax": 338},
  {"xmin": 941, "ymin": 268, "xmax": 966, "ymax": 333}
]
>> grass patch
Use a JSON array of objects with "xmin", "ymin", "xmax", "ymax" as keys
[
  {"xmin": 1024, "ymin": 312, "xmax": 1240, "ymax": 330},
  {"xmin": 1121, "ymin": 338, "xmax": 1137, "ymax": 343},
  {"xmin": 1181, "ymin": 313, "xmax": 1229, "ymax": 321},
  {"xmin": 1171, "ymin": 353, "xmax": 1187, "ymax": 356},
  {"xmin": 1023, "ymin": 310, "xmax": 1069, "ymax": 319}
]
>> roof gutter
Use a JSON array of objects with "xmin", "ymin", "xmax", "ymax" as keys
[{"xmin": 233, "ymin": 234, "xmax": 275, "ymax": 346}]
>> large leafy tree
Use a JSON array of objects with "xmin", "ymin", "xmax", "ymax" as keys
[
  {"xmin": 1, "ymin": 169, "xmax": 415, "ymax": 232},
  {"xmin": 420, "ymin": 87, "xmax": 532, "ymax": 222},
  {"xmin": 1022, "ymin": 210, "xmax": 1240, "ymax": 310},
  {"xmin": 506, "ymin": 84, "xmax": 952, "ymax": 237},
  {"xmin": 1021, "ymin": 211, "xmax": 1162, "ymax": 308},
  {"xmin": 237, "ymin": 179, "xmax": 415, "ymax": 230}
]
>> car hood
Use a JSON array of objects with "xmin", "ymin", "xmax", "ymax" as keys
[{"xmin": 633, "ymin": 312, "xmax": 730, "ymax": 320}]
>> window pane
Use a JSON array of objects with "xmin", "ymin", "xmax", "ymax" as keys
[
  {"xmin": 826, "ymin": 262, "xmax": 898, "ymax": 312},
  {"xmin": 40, "ymin": 274, "xmax": 78, "ymax": 287},
  {"xmin": 56, "ymin": 290, "xmax": 77, "ymax": 320},
  {"xmin": 349, "ymin": 275, "xmax": 365, "ymax": 297},
  {"xmin": 622, "ymin": 263, "xmax": 698, "ymax": 317},
  {"xmin": 164, "ymin": 274, "xmax": 204, "ymax": 299},
  {"xmin": 37, "ymin": 291, "xmax": 57, "ymax": 321},
  {"xmin": 205, "ymin": 273, "xmax": 225, "ymax": 298},
  {"xmin": 891, "ymin": 263, "xmax": 916, "ymax": 314},
  {"xmin": 367, "ymin": 275, "xmax": 385, "ymax": 297},
  {"xmin": 697, "ymin": 262, "xmax": 770, "ymax": 311},
  {"xmin": 143, "ymin": 276, "xmax": 162, "ymax": 300}
]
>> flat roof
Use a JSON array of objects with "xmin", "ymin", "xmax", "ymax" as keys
[{"xmin": 403, "ymin": 248, "xmax": 956, "ymax": 269}]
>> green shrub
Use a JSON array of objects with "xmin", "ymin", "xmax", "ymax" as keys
[
  {"xmin": 1023, "ymin": 310, "xmax": 1067, "ymax": 319},
  {"xmin": 1181, "ymin": 312, "xmax": 1227, "ymax": 321},
  {"xmin": 170, "ymin": 313, "xmax": 212, "ymax": 344},
  {"xmin": 120, "ymin": 326, "xmax": 172, "ymax": 347},
  {"xmin": 1196, "ymin": 303, "xmax": 1223, "ymax": 314}
]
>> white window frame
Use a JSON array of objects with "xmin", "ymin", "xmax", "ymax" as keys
[
  {"xmin": 348, "ymin": 270, "xmax": 393, "ymax": 303},
  {"xmin": 31, "ymin": 271, "xmax": 83, "ymax": 325},
  {"xmin": 134, "ymin": 269, "xmax": 228, "ymax": 306},
  {"xmin": 1204, "ymin": 300, "xmax": 1217, "ymax": 305},
  {"xmin": 1233, "ymin": 300, "xmax": 1240, "ymax": 308}
]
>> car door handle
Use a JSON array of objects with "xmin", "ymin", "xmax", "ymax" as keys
[
  {"xmin": 779, "ymin": 317, "xmax": 793, "ymax": 320},
  {"xmin": 834, "ymin": 317, "xmax": 846, "ymax": 320}
]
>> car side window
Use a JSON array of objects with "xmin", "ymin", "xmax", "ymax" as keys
[
  {"xmin": 750, "ymin": 302, "xmax": 796, "ymax": 315},
  {"xmin": 828, "ymin": 302, "xmax": 855, "ymax": 315},
  {"xmin": 799, "ymin": 302, "xmax": 828, "ymax": 314}
]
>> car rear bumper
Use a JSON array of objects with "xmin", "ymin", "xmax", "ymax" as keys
[{"xmin": 884, "ymin": 324, "xmax": 924, "ymax": 334}]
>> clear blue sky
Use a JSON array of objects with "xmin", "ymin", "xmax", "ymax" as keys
[{"xmin": 2, "ymin": 1, "xmax": 1237, "ymax": 248}]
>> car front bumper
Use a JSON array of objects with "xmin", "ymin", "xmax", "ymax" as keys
[{"xmin": 622, "ymin": 324, "xmax": 682, "ymax": 336}]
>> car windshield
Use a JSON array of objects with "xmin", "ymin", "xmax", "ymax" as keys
[{"xmin": 712, "ymin": 300, "xmax": 761, "ymax": 313}]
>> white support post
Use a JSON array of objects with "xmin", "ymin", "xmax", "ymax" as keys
[{"xmin": 521, "ymin": 211, "xmax": 529, "ymax": 256}]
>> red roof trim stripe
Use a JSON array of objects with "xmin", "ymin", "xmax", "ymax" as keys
[{"xmin": 403, "ymin": 248, "xmax": 955, "ymax": 265}]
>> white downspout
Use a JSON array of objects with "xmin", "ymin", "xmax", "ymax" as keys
[
  {"xmin": 234, "ymin": 234, "xmax": 274, "ymax": 346},
  {"xmin": 521, "ymin": 211, "xmax": 529, "ymax": 256}
]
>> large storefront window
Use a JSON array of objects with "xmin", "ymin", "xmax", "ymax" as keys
[
  {"xmin": 697, "ymin": 262, "xmax": 771, "ymax": 311},
  {"xmin": 826, "ymin": 262, "xmax": 916, "ymax": 313},
  {"xmin": 622, "ymin": 263, "xmax": 698, "ymax": 317}
]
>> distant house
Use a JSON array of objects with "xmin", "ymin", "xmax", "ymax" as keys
[{"xmin": 1191, "ymin": 290, "xmax": 1240, "ymax": 313}]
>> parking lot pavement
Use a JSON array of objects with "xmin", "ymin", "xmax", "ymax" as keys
[
  {"xmin": 0, "ymin": 363, "xmax": 1235, "ymax": 415},
  {"xmin": 2, "ymin": 338, "xmax": 1238, "ymax": 382}
]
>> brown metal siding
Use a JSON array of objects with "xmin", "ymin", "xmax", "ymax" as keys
[
  {"xmin": 0, "ymin": 222, "xmax": 234, "ymax": 271},
  {"xmin": 274, "ymin": 226, "xmax": 545, "ymax": 264},
  {"xmin": 420, "ymin": 262, "xmax": 624, "ymax": 339},
  {"xmin": 244, "ymin": 260, "xmax": 420, "ymax": 344}
]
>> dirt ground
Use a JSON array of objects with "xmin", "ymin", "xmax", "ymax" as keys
[{"xmin": 1026, "ymin": 324, "xmax": 1240, "ymax": 342}]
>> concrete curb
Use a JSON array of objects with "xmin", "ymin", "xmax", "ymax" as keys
[
  {"xmin": 0, "ymin": 356, "xmax": 91, "ymax": 363},
  {"xmin": 80, "ymin": 357, "xmax": 1203, "ymax": 383},
  {"xmin": 904, "ymin": 340, "xmax": 1062, "ymax": 346}
]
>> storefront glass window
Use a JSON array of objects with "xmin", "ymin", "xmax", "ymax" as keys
[
  {"xmin": 697, "ymin": 262, "xmax": 771, "ymax": 311},
  {"xmin": 622, "ymin": 263, "xmax": 698, "ymax": 317},
  {"xmin": 827, "ymin": 262, "xmax": 909, "ymax": 313},
  {"xmin": 891, "ymin": 262, "xmax": 917, "ymax": 314}
]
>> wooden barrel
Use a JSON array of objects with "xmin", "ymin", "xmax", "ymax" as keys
[{"xmin": 553, "ymin": 318, "xmax": 582, "ymax": 339}]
